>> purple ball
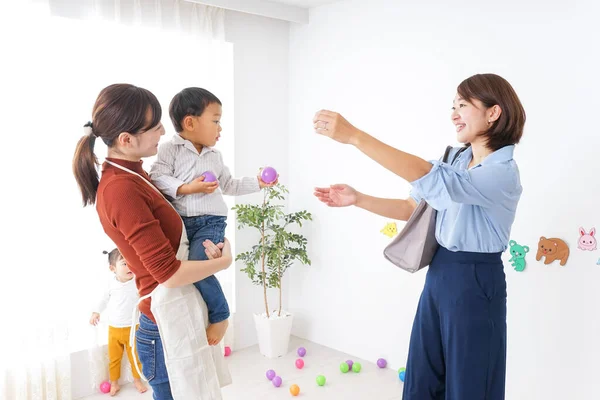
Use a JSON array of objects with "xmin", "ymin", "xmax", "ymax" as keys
[
  {"xmin": 272, "ymin": 376, "xmax": 282, "ymax": 387},
  {"xmin": 261, "ymin": 167, "xmax": 277, "ymax": 184},
  {"xmin": 377, "ymin": 358, "xmax": 387, "ymax": 368},
  {"xmin": 266, "ymin": 369, "xmax": 276, "ymax": 380},
  {"xmin": 201, "ymin": 171, "xmax": 217, "ymax": 182},
  {"xmin": 346, "ymin": 360, "xmax": 353, "ymax": 369},
  {"xmin": 297, "ymin": 347, "xmax": 306, "ymax": 357}
]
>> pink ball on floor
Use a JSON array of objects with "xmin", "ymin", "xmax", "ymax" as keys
[
  {"xmin": 224, "ymin": 346, "xmax": 231, "ymax": 356},
  {"xmin": 99, "ymin": 381, "xmax": 111, "ymax": 394},
  {"xmin": 295, "ymin": 358, "xmax": 305, "ymax": 369}
]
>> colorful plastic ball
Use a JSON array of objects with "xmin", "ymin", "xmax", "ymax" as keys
[
  {"xmin": 316, "ymin": 375, "xmax": 326, "ymax": 386},
  {"xmin": 352, "ymin": 362, "xmax": 362, "ymax": 373},
  {"xmin": 346, "ymin": 359, "xmax": 354, "ymax": 370},
  {"xmin": 224, "ymin": 346, "xmax": 231, "ymax": 356},
  {"xmin": 272, "ymin": 376, "xmax": 282, "ymax": 387},
  {"xmin": 261, "ymin": 166, "xmax": 277, "ymax": 184},
  {"xmin": 399, "ymin": 370, "xmax": 406, "ymax": 382},
  {"xmin": 201, "ymin": 171, "xmax": 217, "ymax": 182},
  {"xmin": 340, "ymin": 362, "xmax": 350, "ymax": 373},
  {"xmin": 266, "ymin": 369, "xmax": 276, "ymax": 380},
  {"xmin": 377, "ymin": 358, "xmax": 387, "ymax": 368},
  {"xmin": 297, "ymin": 347, "xmax": 306, "ymax": 357},
  {"xmin": 99, "ymin": 381, "xmax": 111, "ymax": 393},
  {"xmin": 295, "ymin": 358, "xmax": 305, "ymax": 369},
  {"xmin": 289, "ymin": 384, "xmax": 300, "ymax": 396}
]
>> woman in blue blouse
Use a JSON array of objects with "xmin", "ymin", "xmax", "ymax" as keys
[{"xmin": 313, "ymin": 74, "xmax": 525, "ymax": 400}]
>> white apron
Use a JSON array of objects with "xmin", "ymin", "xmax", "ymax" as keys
[{"xmin": 105, "ymin": 160, "xmax": 232, "ymax": 399}]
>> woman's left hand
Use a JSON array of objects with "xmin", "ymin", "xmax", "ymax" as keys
[{"xmin": 313, "ymin": 110, "xmax": 362, "ymax": 145}]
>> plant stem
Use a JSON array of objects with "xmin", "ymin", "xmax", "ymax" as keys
[
  {"xmin": 261, "ymin": 190, "xmax": 269, "ymax": 318},
  {"xmin": 278, "ymin": 249, "xmax": 282, "ymax": 317}
]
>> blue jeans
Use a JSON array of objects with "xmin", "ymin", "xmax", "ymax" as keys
[
  {"xmin": 182, "ymin": 215, "xmax": 230, "ymax": 324},
  {"xmin": 136, "ymin": 314, "xmax": 172, "ymax": 400},
  {"xmin": 403, "ymin": 247, "xmax": 507, "ymax": 400}
]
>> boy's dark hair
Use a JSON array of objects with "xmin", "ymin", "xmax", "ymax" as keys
[
  {"xmin": 103, "ymin": 248, "xmax": 123, "ymax": 267},
  {"xmin": 169, "ymin": 87, "xmax": 222, "ymax": 133}
]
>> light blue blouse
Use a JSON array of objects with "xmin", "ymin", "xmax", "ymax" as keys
[{"xmin": 410, "ymin": 145, "xmax": 522, "ymax": 253}]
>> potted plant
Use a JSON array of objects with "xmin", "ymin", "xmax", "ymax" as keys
[{"xmin": 233, "ymin": 184, "xmax": 311, "ymax": 358}]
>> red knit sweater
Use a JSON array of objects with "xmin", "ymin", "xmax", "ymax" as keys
[{"xmin": 96, "ymin": 158, "xmax": 182, "ymax": 322}]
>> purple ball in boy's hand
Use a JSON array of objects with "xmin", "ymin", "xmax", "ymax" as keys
[
  {"xmin": 260, "ymin": 166, "xmax": 277, "ymax": 184},
  {"xmin": 201, "ymin": 171, "xmax": 217, "ymax": 182}
]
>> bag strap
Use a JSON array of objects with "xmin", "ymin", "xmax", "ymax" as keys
[{"xmin": 442, "ymin": 146, "xmax": 468, "ymax": 165}]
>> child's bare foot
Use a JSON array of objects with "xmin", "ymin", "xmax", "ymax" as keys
[
  {"xmin": 206, "ymin": 319, "xmax": 229, "ymax": 346},
  {"xmin": 133, "ymin": 379, "xmax": 147, "ymax": 394},
  {"xmin": 110, "ymin": 381, "xmax": 120, "ymax": 396}
]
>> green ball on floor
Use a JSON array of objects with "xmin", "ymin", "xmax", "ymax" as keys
[
  {"xmin": 352, "ymin": 362, "xmax": 362, "ymax": 373},
  {"xmin": 316, "ymin": 375, "xmax": 326, "ymax": 386},
  {"xmin": 340, "ymin": 362, "xmax": 350, "ymax": 373}
]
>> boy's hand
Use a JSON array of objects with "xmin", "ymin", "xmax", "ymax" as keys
[
  {"xmin": 258, "ymin": 169, "xmax": 279, "ymax": 189},
  {"xmin": 89, "ymin": 312, "xmax": 100, "ymax": 326},
  {"xmin": 178, "ymin": 176, "xmax": 219, "ymax": 195}
]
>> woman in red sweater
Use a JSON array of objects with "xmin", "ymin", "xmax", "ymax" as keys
[{"xmin": 73, "ymin": 84, "xmax": 232, "ymax": 399}]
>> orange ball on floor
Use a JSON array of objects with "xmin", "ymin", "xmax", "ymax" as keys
[{"xmin": 290, "ymin": 384, "xmax": 300, "ymax": 396}]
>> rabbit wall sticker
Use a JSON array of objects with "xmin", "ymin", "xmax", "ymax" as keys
[{"xmin": 578, "ymin": 227, "xmax": 597, "ymax": 251}]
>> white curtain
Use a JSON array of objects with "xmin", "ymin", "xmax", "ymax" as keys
[{"xmin": 0, "ymin": 1, "xmax": 228, "ymax": 399}]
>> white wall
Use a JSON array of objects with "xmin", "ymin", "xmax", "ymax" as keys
[
  {"xmin": 224, "ymin": 10, "xmax": 292, "ymax": 350},
  {"xmin": 287, "ymin": 0, "xmax": 600, "ymax": 399}
]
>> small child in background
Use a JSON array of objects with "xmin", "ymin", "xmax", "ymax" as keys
[
  {"xmin": 150, "ymin": 87, "xmax": 277, "ymax": 346},
  {"xmin": 90, "ymin": 248, "xmax": 147, "ymax": 396}
]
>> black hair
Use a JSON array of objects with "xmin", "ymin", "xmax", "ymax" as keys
[
  {"xmin": 102, "ymin": 248, "xmax": 123, "ymax": 267},
  {"xmin": 169, "ymin": 87, "xmax": 222, "ymax": 133},
  {"xmin": 73, "ymin": 84, "xmax": 162, "ymax": 206}
]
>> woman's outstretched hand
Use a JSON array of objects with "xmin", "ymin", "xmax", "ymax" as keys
[
  {"xmin": 313, "ymin": 184, "xmax": 359, "ymax": 207},
  {"xmin": 313, "ymin": 110, "xmax": 362, "ymax": 145}
]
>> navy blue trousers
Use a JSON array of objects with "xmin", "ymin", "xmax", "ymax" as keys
[{"xmin": 403, "ymin": 247, "xmax": 507, "ymax": 400}]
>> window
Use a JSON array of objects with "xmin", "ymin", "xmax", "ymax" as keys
[{"xmin": 0, "ymin": 13, "xmax": 234, "ymax": 354}]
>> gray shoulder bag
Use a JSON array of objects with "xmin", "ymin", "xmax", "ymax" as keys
[{"xmin": 383, "ymin": 146, "xmax": 467, "ymax": 273}]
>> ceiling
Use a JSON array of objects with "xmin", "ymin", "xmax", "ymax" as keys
[{"xmin": 266, "ymin": 0, "xmax": 343, "ymax": 8}]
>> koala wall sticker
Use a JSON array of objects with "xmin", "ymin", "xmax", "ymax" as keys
[{"xmin": 508, "ymin": 240, "xmax": 529, "ymax": 272}]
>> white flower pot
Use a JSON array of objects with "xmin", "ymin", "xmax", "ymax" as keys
[{"xmin": 253, "ymin": 311, "xmax": 294, "ymax": 358}]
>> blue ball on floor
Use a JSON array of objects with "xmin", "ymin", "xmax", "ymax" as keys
[{"xmin": 399, "ymin": 370, "xmax": 406, "ymax": 382}]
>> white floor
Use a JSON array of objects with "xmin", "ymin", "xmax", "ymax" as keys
[{"xmin": 82, "ymin": 336, "xmax": 404, "ymax": 399}]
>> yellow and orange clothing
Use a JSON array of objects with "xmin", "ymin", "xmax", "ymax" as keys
[{"xmin": 108, "ymin": 325, "xmax": 142, "ymax": 381}]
